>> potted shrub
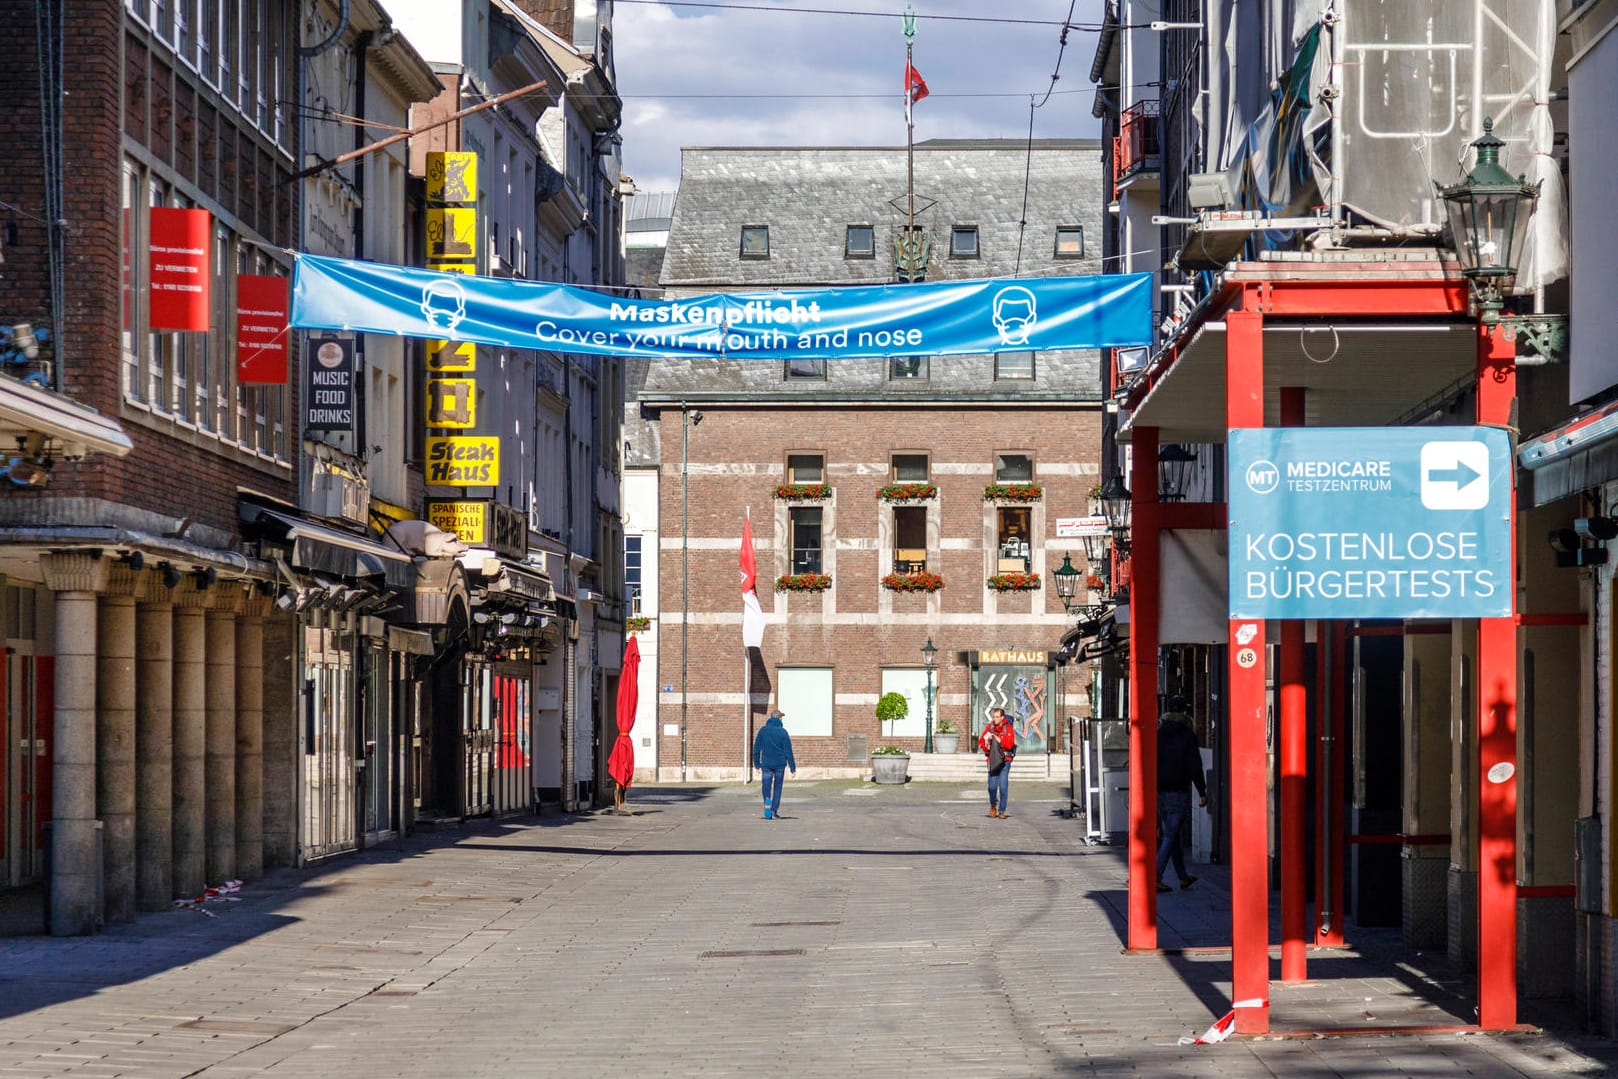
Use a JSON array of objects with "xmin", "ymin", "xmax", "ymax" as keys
[
  {"xmin": 875, "ymin": 690, "xmax": 909, "ymax": 737},
  {"xmin": 871, "ymin": 744, "xmax": 911, "ymax": 784},
  {"xmin": 933, "ymin": 715, "xmax": 960, "ymax": 754}
]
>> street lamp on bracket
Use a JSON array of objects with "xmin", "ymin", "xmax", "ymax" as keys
[
  {"xmin": 921, "ymin": 636, "xmax": 938, "ymax": 754},
  {"xmin": 1436, "ymin": 116, "xmax": 1566, "ymax": 362}
]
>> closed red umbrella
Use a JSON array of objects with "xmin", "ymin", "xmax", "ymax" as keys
[{"xmin": 607, "ymin": 635, "xmax": 640, "ymax": 812}]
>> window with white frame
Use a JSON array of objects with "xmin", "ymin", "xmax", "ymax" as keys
[
  {"xmin": 880, "ymin": 667, "xmax": 930, "ymax": 738},
  {"xmin": 995, "ymin": 452, "xmax": 1034, "ymax": 483},
  {"xmin": 995, "ymin": 351, "xmax": 1036, "ymax": 379},
  {"xmin": 624, "ymin": 535, "xmax": 643, "ymax": 613},
  {"xmin": 777, "ymin": 667, "xmax": 833, "ymax": 736}
]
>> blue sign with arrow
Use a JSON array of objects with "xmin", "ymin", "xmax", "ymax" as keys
[{"xmin": 1228, "ymin": 426, "xmax": 1513, "ymax": 619}]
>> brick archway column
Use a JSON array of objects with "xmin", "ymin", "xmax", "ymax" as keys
[
  {"xmin": 95, "ymin": 564, "xmax": 143, "ymax": 924},
  {"xmin": 41, "ymin": 551, "xmax": 109, "ymax": 936},
  {"xmin": 235, "ymin": 590, "xmax": 271, "ymax": 881},
  {"xmin": 172, "ymin": 581, "xmax": 210, "ymax": 899},
  {"xmin": 136, "ymin": 580, "xmax": 175, "ymax": 910},
  {"xmin": 206, "ymin": 586, "xmax": 244, "ymax": 884}
]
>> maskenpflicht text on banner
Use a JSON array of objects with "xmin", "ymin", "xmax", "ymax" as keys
[{"xmin": 289, "ymin": 253, "xmax": 1153, "ymax": 359}]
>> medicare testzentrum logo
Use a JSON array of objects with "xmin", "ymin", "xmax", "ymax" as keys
[{"xmin": 1245, "ymin": 459, "xmax": 1280, "ymax": 494}]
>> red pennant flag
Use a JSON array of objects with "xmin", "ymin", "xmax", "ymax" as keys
[
  {"xmin": 905, "ymin": 61, "xmax": 929, "ymax": 124},
  {"xmin": 740, "ymin": 511, "xmax": 764, "ymax": 648}
]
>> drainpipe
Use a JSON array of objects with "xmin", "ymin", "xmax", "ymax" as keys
[{"xmin": 561, "ymin": 354, "xmax": 576, "ymax": 811}]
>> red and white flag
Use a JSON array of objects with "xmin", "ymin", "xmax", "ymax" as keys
[
  {"xmin": 904, "ymin": 61, "xmax": 929, "ymax": 125},
  {"xmin": 740, "ymin": 510, "xmax": 765, "ymax": 648}
]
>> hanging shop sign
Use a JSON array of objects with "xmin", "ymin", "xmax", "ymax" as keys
[
  {"xmin": 1227, "ymin": 426, "xmax": 1513, "ymax": 619},
  {"xmin": 149, "ymin": 207, "xmax": 212, "ymax": 331},
  {"xmin": 426, "ymin": 499, "xmax": 527, "ymax": 559},
  {"xmin": 426, "ymin": 436, "xmax": 499, "ymax": 487},
  {"xmin": 291, "ymin": 253, "xmax": 1154, "ymax": 359},
  {"xmin": 304, "ymin": 336, "xmax": 355, "ymax": 433},
  {"xmin": 236, "ymin": 274, "xmax": 289, "ymax": 384}
]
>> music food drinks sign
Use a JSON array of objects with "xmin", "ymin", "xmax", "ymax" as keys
[{"xmin": 1228, "ymin": 427, "xmax": 1512, "ymax": 620}]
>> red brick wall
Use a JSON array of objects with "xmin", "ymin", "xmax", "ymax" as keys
[
  {"xmin": 657, "ymin": 404, "xmax": 1101, "ymax": 768},
  {"xmin": 0, "ymin": 7, "xmax": 298, "ymax": 537}
]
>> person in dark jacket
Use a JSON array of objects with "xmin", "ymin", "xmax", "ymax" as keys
[
  {"xmin": 1156, "ymin": 695, "xmax": 1208, "ymax": 892},
  {"xmin": 752, "ymin": 711, "xmax": 797, "ymax": 819}
]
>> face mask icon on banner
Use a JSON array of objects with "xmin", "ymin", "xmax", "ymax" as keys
[
  {"xmin": 421, "ymin": 279, "xmax": 468, "ymax": 333},
  {"xmin": 992, "ymin": 286, "xmax": 1037, "ymax": 345}
]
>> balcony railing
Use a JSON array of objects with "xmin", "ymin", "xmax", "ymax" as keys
[{"xmin": 1112, "ymin": 99, "xmax": 1161, "ymax": 196}]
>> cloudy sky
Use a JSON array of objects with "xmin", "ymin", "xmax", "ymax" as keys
[{"xmin": 614, "ymin": 0, "xmax": 1108, "ymax": 194}]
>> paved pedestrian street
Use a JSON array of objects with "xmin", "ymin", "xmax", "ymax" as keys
[{"xmin": 0, "ymin": 781, "xmax": 1613, "ymax": 1078}]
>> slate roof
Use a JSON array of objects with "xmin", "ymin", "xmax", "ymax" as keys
[
  {"xmin": 634, "ymin": 141, "xmax": 1110, "ymax": 421},
  {"xmin": 661, "ymin": 140, "xmax": 1103, "ymax": 287}
]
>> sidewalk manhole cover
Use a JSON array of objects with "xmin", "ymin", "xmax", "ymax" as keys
[{"xmin": 699, "ymin": 949, "xmax": 806, "ymax": 959}]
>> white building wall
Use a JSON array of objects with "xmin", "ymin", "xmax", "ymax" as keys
[{"xmin": 624, "ymin": 466, "xmax": 661, "ymax": 779}]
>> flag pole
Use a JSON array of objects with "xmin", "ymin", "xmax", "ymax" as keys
[
  {"xmin": 743, "ymin": 507, "xmax": 754, "ymax": 783},
  {"xmin": 904, "ymin": 9, "xmax": 916, "ymax": 243}
]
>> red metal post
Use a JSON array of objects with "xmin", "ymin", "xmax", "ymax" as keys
[
  {"xmin": 1315, "ymin": 621, "xmax": 1348, "ymax": 947},
  {"xmin": 1476, "ymin": 322, "xmax": 1518, "ymax": 1029},
  {"xmin": 1127, "ymin": 428, "xmax": 1161, "ymax": 951},
  {"xmin": 1279, "ymin": 387, "xmax": 1307, "ymax": 983},
  {"xmin": 1226, "ymin": 308, "xmax": 1269, "ymax": 1032}
]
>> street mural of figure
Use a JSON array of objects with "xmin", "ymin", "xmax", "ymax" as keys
[
  {"xmin": 976, "ymin": 665, "xmax": 1049, "ymax": 753},
  {"xmin": 1013, "ymin": 674, "xmax": 1046, "ymax": 741}
]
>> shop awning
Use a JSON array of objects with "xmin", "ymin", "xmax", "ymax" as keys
[
  {"xmin": 240, "ymin": 504, "xmax": 415, "ymax": 590},
  {"xmin": 1519, "ymin": 398, "xmax": 1618, "ymax": 507},
  {"xmin": 1121, "ymin": 320, "xmax": 1477, "ymax": 443},
  {"xmin": 0, "ymin": 375, "xmax": 133, "ymax": 458}
]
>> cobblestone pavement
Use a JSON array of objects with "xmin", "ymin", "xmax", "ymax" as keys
[{"xmin": 0, "ymin": 780, "xmax": 1613, "ymax": 1078}]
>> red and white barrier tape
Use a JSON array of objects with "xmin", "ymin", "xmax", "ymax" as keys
[
  {"xmin": 1180, "ymin": 999, "xmax": 1269, "ymax": 1045},
  {"xmin": 173, "ymin": 879, "xmax": 244, "ymax": 917}
]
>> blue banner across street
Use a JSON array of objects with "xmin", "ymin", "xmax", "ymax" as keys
[
  {"xmin": 1227, "ymin": 426, "xmax": 1513, "ymax": 620},
  {"xmin": 289, "ymin": 253, "xmax": 1153, "ymax": 359}
]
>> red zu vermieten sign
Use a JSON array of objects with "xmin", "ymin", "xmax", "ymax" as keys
[
  {"xmin": 148, "ymin": 207, "xmax": 211, "ymax": 331},
  {"xmin": 236, "ymin": 275, "xmax": 289, "ymax": 384}
]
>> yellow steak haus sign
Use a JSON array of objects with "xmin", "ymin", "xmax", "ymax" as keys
[{"xmin": 426, "ymin": 436, "xmax": 499, "ymax": 486}]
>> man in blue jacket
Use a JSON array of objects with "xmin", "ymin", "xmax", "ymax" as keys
[{"xmin": 752, "ymin": 711, "xmax": 797, "ymax": 819}]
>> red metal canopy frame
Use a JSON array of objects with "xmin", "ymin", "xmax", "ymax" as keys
[{"xmin": 1117, "ymin": 270, "xmax": 1521, "ymax": 1034}]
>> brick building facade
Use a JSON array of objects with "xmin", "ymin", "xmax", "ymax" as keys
[{"xmin": 639, "ymin": 142, "xmax": 1107, "ymax": 779}]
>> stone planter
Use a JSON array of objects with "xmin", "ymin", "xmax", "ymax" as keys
[
  {"xmin": 871, "ymin": 753, "xmax": 911, "ymax": 784},
  {"xmin": 933, "ymin": 733, "xmax": 960, "ymax": 754}
]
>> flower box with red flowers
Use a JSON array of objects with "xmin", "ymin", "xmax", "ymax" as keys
[
  {"xmin": 881, "ymin": 570, "xmax": 944, "ymax": 593},
  {"xmin": 775, "ymin": 573, "xmax": 831, "ymax": 592},
  {"xmin": 773, "ymin": 483, "xmax": 832, "ymax": 501},
  {"xmin": 983, "ymin": 483, "xmax": 1042, "ymax": 502},
  {"xmin": 625, "ymin": 615, "xmax": 652, "ymax": 632},
  {"xmin": 876, "ymin": 482, "xmax": 938, "ymax": 501},
  {"xmin": 987, "ymin": 571, "xmax": 1042, "ymax": 591}
]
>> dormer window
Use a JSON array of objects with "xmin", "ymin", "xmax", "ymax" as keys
[
  {"xmin": 740, "ymin": 225, "xmax": 770, "ymax": 259},
  {"xmin": 951, "ymin": 225, "xmax": 979, "ymax": 258},
  {"xmin": 846, "ymin": 225, "xmax": 875, "ymax": 258},
  {"xmin": 1055, "ymin": 225, "xmax": 1085, "ymax": 258}
]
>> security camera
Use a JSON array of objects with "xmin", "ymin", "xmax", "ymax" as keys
[
  {"xmin": 1574, "ymin": 516, "xmax": 1618, "ymax": 542},
  {"xmin": 690, "ymin": 409, "xmax": 704, "ymax": 425}
]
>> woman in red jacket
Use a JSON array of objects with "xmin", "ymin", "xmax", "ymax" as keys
[{"xmin": 979, "ymin": 708, "xmax": 1017, "ymax": 818}]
